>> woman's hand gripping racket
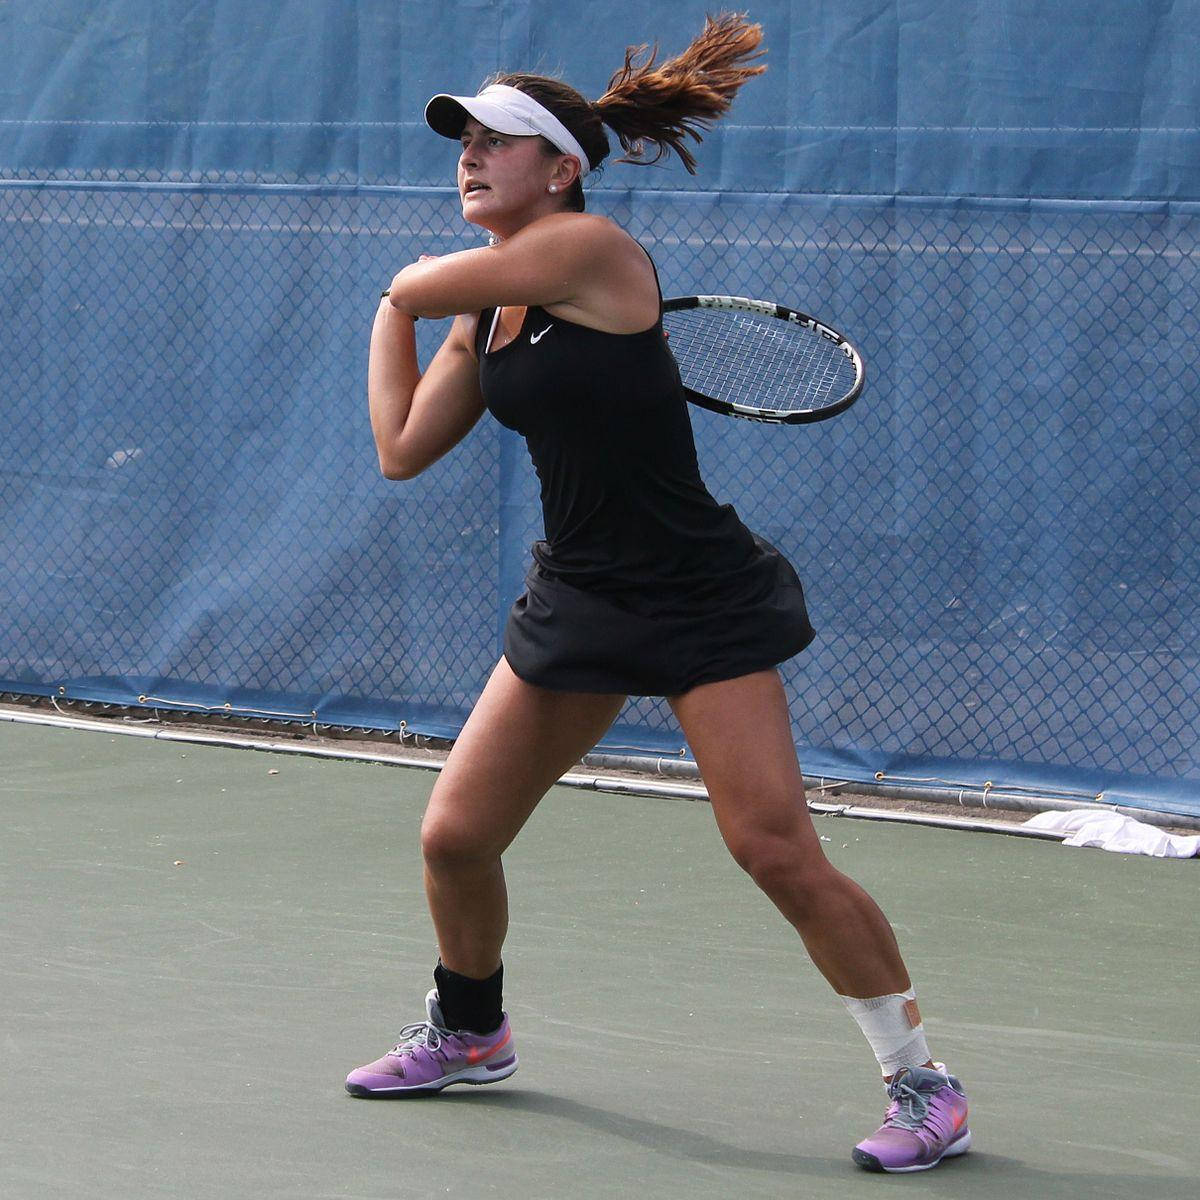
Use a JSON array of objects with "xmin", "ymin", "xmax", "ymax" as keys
[{"xmin": 662, "ymin": 295, "xmax": 865, "ymax": 424}]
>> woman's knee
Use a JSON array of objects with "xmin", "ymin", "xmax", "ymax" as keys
[
  {"xmin": 420, "ymin": 806, "xmax": 499, "ymax": 869},
  {"xmin": 723, "ymin": 823, "xmax": 830, "ymax": 910}
]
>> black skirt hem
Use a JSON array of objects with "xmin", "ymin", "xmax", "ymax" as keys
[{"xmin": 502, "ymin": 536, "xmax": 815, "ymax": 698}]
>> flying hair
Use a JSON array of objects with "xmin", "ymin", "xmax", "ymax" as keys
[
  {"xmin": 593, "ymin": 12, "xmax": 766, "ymax": 174},
  {"xmin": 486, "ymin": 14, "xmax": 765, "ymax": 209}
]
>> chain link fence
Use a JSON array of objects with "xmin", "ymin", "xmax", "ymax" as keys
[{"xmin": 2, "ymin": 178, "xmax": 1197, "ymax": 811}]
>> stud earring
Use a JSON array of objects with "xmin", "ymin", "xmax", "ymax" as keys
[{"xmin": 548, "ymin": 184, "xmax": 559, "ymax": 194}]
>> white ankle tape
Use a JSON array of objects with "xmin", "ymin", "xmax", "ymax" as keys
[{"xmin": 840, "ymin": 988, "xmax": 931, "ymax": 1076}]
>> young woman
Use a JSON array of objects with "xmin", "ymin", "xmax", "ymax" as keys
[{"xmin": 348, "ymin": 14, "xmax": 971, "ymax": 1175}]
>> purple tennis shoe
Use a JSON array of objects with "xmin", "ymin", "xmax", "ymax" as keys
[
  {"xmin": 852, "ymin": 1063, "xmax": 971, "ymax": 1172},
  {"xmin": 346, "ymin": 989, "xmax": 518, "ymax": 1097}
]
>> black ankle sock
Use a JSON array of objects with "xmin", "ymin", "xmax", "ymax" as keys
[{"xmin": 433, "ymin": 960, "xmax": 504, "ymax": 1035}]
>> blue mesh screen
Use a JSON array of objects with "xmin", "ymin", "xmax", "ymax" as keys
[{"xmin": 2, "ymin": 1, "xmax": 1197, "ymax": 816}]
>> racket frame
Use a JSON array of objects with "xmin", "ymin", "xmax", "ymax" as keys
[{"xmin": 661, "ymin": 294, "xmax": 865, "ymax": 424}]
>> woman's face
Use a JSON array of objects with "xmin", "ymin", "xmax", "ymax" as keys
[{"xmin": 457, "ymin": 118, "xmax": 563, "ymax": 235}]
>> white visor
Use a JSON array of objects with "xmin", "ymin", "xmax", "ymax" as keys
[{"xmin": 424, "ymin": 83, "xmax": 592, "ymax": 176}]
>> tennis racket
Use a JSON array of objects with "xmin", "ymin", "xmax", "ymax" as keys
[{"xmin": 661, "ymin": 295, "xmax": 865, "ymax": 424}]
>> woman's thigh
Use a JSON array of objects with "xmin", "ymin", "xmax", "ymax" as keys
[
  {"xmin": 668, "ymin": 668, "xmax": 824, "ymax": 863},
  {"xmin": 422, "ymin": 657, "xmax": 627, "ymax": 859}
]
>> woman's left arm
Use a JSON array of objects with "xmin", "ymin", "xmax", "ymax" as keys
[{"xmin": 385, "ymin": 214, "xmax": 656, "ymax": 331}]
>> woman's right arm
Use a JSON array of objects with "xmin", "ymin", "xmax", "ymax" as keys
[{"xmin": 367, "ymin": 298, "xmax": 486, "ymax": 481}]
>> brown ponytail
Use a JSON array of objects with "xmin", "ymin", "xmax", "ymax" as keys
[
  {"xmin": 490, "ymin": 12, "xmax": 765, "ymax": 208},
  {"xmin": 594, "ymin": 13, "xmax": 766, "ymax": 174}
]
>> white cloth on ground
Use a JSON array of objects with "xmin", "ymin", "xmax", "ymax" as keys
[{"xmin": 1023, "ymin": 809, "xmax": 1200, "ymax": 858}]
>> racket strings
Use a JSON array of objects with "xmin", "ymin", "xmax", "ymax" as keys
[{"xmin": 662, "ymin": 307, "xmax": 858, "ymax": 414}]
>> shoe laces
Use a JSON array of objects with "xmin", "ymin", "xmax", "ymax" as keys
[
  {"xmin": 883, "ymin": 1074, "xmax": 933, "ymax": 1132},
  {"xmin": 388, "ymin": 1019, "xmax": 449, "ymax": 1060}
]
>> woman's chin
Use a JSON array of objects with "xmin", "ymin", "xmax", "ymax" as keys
[{"xmin": 461, "ymin": 199, "xmax": 494, "ymax": 227}]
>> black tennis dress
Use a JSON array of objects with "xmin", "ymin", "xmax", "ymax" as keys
[{"xmin": 476, "ymin": 286, "xmax": 815, "ymax": 696}]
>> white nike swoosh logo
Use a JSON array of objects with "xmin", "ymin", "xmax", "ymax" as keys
[{"xmin": 530, "ymin": 325, "xmax": 553, "ymax": 344}]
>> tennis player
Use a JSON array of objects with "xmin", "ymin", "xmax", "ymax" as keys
[{"xmin": 350, "ymin": 13, "xmax": 970, "ymax": 1174}]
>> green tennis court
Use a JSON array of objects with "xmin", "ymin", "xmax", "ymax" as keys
[{"xmin": 2, "ymin": 717, "xmax": 1196, "ymax": 1200}]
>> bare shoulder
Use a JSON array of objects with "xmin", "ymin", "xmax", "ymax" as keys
[
  {"xmin": 529, "ymin": 214, "xmax": 658, "ymax": 331},
  {"xmin": 525, "ymin": 212, "xmax": 649, "ymax": 265}
]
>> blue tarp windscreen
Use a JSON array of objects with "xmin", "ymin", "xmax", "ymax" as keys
[{"xmin": 1, "ymin": 2, "xmax": 1197, "ymax": 816}]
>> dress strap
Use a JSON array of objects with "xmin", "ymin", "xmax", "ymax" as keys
[
  {"xmin": 636, "ymin": 242, "xmax": 664, "ymax": 303},
  {"xmin": 484, "ymin": 305, "xmax": 504, "ymax": 354}
]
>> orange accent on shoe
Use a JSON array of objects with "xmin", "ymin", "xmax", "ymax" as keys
[{"xmin": 466, "ymin": 1028, "xmax": 511, "ymax": 1065}]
